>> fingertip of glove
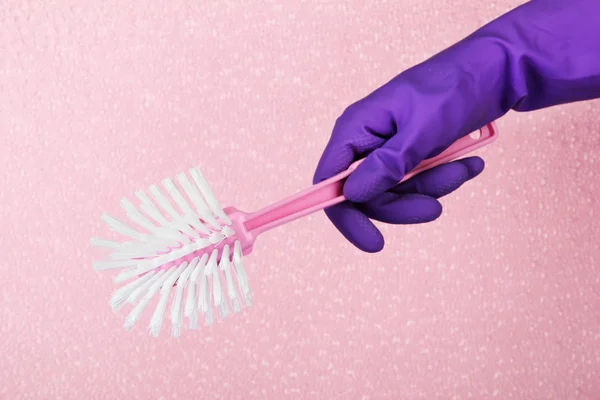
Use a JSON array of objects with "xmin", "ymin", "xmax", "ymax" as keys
[
  {"xmin": 363, "ymin": 193, "xmax": 443, "ymax": 224},
  {"xmin": 461, "ymin": 156, "xmax": 485, "ymax": 178},
  {"xmin": 343, "ymin": 162, "xmax": 384, "ymax": 204},
  {"xmin": 406, "ymin": 194, "xmax": 443, "ymax": 222},
  {"xmin": 342, "ymin": 173, "xmax": 363, "ymax": 202},
  {"xmin": 351, "ymin": 228, "xmax": 385, "ymax": 253},
  {"xmin": 360, "ymin": 239, "xmax": 385, "ymax": 253},
  {"xmin": 428, "ymin": 197, "xmax": 444, "ymax": 221},
  {"xmin": 324, "ymin": 203, "xmax": 385, "ymax": 253}
]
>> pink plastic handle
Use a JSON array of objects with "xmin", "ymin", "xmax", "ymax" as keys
[{"xmin": 245, "ymin": 122, "xmax": 499, "ymax": 235}]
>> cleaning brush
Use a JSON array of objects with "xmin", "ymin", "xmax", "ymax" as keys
[{"xmin": 91, "ymin": 122, "xmax": 498, "ymax": 337}]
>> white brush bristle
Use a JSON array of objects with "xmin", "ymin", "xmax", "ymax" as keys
[{"xmin": 91, "ymin": 166, "xmax": 252, "ymax": 338}]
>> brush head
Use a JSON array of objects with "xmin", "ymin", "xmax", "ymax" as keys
[{"xmin": 91, "ymin": 166, "xmax": 252, "ymax": 338}]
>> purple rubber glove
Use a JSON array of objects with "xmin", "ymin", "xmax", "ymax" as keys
[{"xmin": 314, "ymin": 0, "xmax": 600, "ymax": 253}]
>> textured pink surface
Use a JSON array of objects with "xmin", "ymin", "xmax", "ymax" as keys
[{"xmin": 1, "ymin": 1, "xmax": 600, "ymax": 399}]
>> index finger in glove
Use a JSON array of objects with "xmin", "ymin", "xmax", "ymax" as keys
[
  {"xmin": 312, "ymin": 103, "xmax": 398, "ymax": 185},
  {"xmin": 313, "ymin": 104, "xmax": 398, "ymax": 253}
]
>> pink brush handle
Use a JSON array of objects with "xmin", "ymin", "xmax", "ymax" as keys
[{"xmin": 244, "ymin": 122, "xmax": 499, "ymax": 235}]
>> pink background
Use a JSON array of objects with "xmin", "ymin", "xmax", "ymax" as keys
[{"xmin": 2, "ymin": 0, "xmax": 600, "ymax": 399}]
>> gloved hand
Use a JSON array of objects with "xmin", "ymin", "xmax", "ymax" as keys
[{"xmin": 314, "ymin": 0, "xmax": 600, "ymax": 252}]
